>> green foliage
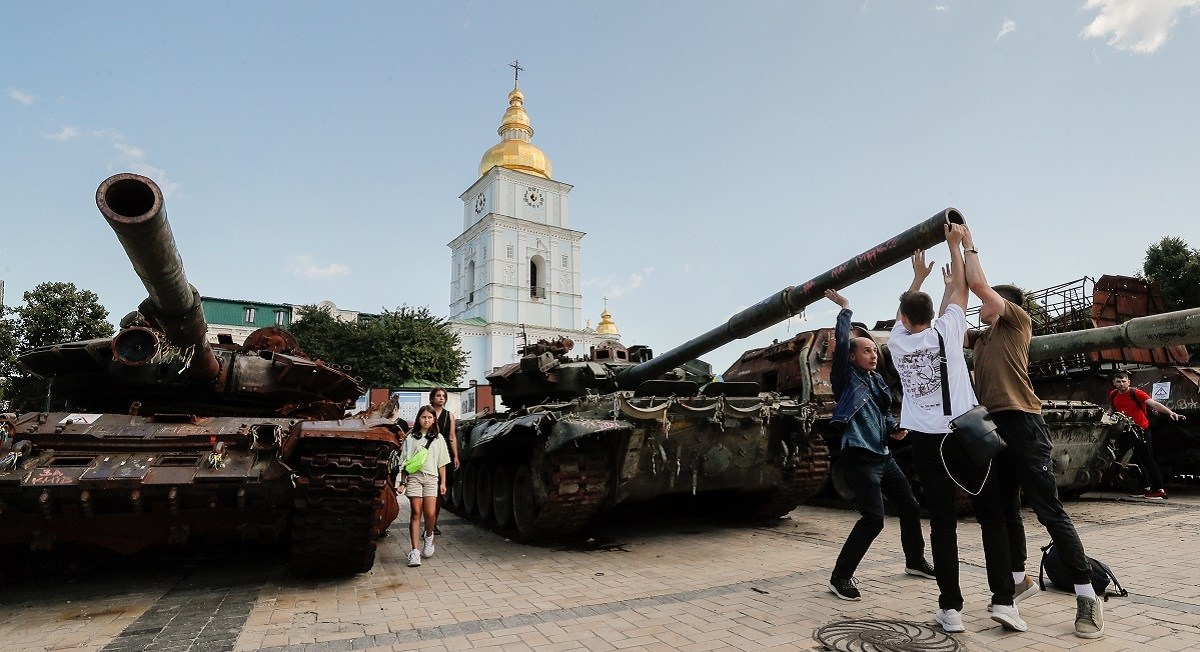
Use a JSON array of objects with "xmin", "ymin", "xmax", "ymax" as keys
[
  {"xmin": 1143, "ymin": 237, "xmax": 1200, "ymax": 311},
  {"xmin": 290, "ymin": 305, "xmax": 465, "ymax": 389},
  {"xmin": 3, "ymin": 282, "xmax": 114, "ymax": 413}
]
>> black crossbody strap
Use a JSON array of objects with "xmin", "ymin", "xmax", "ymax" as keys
[{"xmin": 936, "ymin": 329, "xmax": 951, "ymax": 417}]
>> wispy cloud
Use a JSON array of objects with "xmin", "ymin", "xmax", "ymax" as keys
[
  {"xmin": 102, "ymin": 137, "xmax": 181, "ymax": 199},
  {"xmin": 585, "ymin": 266, "xmax": 655, "ymax": 299},
  {"xmin": 997, "ymin": 18, "xmax": 1017, "ymax": 40},
  {"xmin": 45, "ymin": 126, "xmax": 80, "ymax": 142},
  {"xmin": 934, "ymin": 4, "xmax": 950, "ymax": 12},
  {"xmin": 287, "ymin": 254, "xmax": 351, "ymax": 280},
  {"xmin": 1081, "ymin": 0, "xmax": 1199, "ymax": 54},
  {"xmin": 8, "ymin": 88, "xmax": 36, "ymax": 105}
]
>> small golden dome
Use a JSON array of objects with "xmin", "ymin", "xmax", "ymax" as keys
[
  {"xmin": 479, "ymin": 86, "xmax": 552, "ymax": 179},
  {"xmin": 596, "ymin": 308, "xmax": 619, "ymax": 335}
]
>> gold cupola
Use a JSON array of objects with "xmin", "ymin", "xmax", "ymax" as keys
[
  {"xmin": 478, "ymin": 85, "xmax": 552, "ymax": 179},
  {"xmin": 596, "ymin": 308, "xmax": 619, "ymax": 336}
]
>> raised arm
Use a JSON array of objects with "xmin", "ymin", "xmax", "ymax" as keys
[
  {"xmin": 897, "ymin": 250, "xmax": 935, "ymax": 320},
  {"xmin": 962, "ymin": 225, "xmax": 1006, "ymax": 324},
  {"xmin": 825, "ymin": 289, "xmax": 852, "ymax": 399},
  {"xmin": 941, "ymin": 224, "xmax": 968, "ymax": 311}
]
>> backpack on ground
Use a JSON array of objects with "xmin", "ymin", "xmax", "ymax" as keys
[{"xmin": 1038, "ymin": 542, "xmax": 1128, "ymax": 600}]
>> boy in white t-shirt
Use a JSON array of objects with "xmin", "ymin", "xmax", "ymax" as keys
[{"xmin": 888, "ymin": 224, "xmax": 1025, "ymax": 634}]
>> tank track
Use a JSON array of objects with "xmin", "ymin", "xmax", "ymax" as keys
[
  {"xmin": 289, "ymin": 440, "xmax": 392, "ymax": 575},
  {"xmin": 750, "ymin": 439, "xmax": 831, "ymax": 519},
  {"xmin": 522, "ymin": 440, "xmax": 612, "ymax": 538},
  {"xmin": 451, "ymin": 439, "xmax": 612, "ymax": 542}
]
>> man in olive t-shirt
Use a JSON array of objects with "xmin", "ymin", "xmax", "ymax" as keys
[{"xmin": 962, "ymin": 226, "xmax": 1105, "ymax": 640}]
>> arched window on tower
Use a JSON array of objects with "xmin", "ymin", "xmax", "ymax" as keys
[
  {"xmin": 467, "ymin": 260, "xmax": 476, "ymax": 304},
  {"xmin": 530, "ymin": 255, "xmax": 546, "ymax": 299}
]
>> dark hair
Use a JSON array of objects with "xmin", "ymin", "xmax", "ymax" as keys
[
  {"xmin": 898, "ymin": 291, "xmax": 934, "ymax": 326},
  {"xmin": 1112, "ymin": 370, "xmax": 1131, "ymax": 381},
  {"xmin": 993, "ymin": 284, "xmax": 1025, "ymax": 305},
  {"xmin": 430, "ymin": 387, "xmax": 448, "ymax": 401},
  {"xmin": 412, "ymin": 405, "xmax": 441, "ymax": 437}
]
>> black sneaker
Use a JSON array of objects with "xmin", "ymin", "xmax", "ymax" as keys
[
  {"xmin": 829, "ymin": 576, "xmax": 861, "ymax": 601},
  {"xmin": 905, "ymin": 560, "xmax": 936, "ymax": 579}
]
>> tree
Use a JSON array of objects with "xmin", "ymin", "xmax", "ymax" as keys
[
  {"xmin": 0, "ymin": 309, "xmax": 17, "ymax": 409},
  {"xmin": 1143, "ymin": 237, "xmax": 1200, "ymax": 311},
  {"xmin": 4, "ymin": 282, "xmax": 114, "ymax": 413},
  {"xmin": 290, "ymin": 305, "xmax": 466, "ymax": 389}
]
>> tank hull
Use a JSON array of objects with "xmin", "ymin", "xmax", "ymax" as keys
[
  {"xmin": 449, "ymin": 391, "xmax": 830, "ymax": 540},
  {"xmin": 0, "ymin": 412, "xmax": 399, "ymax": 574}
]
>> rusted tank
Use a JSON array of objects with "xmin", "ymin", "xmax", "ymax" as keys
[
  {"xmin": 0, "ymin": 173, "xmax": 401, "ymax": 575},
  {"xmin": 448, "ymin": 208, "xmax": 966, "ymax": 540},
  {"xmin": 1022, "ymin": 275, "xmax": 1200, "ymax": 486},
  {"xmin": 724, "ymin": 276, "xmax": 1200, "ymax": 501}
]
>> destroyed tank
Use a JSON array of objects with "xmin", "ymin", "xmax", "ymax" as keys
[
  {"xmin": 0, "ymin": 173, "xmax": 401, "ymax": 575},
  {"xmin": 724, "ymin": 281, "xmax": 1200, "ymax": 501},
  {"xmin": 449, "ymin": 208, "xmax": 966, "ymax": 540},
  {"xmin": 1019, "ymin": 275, "xmax": 1200, "ymax": 487}
]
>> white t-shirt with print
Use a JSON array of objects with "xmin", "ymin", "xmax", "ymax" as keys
[{"xmin": 889, "ymin": 303, "xmax": 979, "ymax": 434}]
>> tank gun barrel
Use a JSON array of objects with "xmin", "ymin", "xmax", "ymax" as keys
[
  {"xmin": 615, "ymin": 208, "xmax": 965, "ymax": 389},
  {"xmin": 1029, "ymin": 308, "xmax": 1200, "ymax": 361},
  {"xmin": 96, "ymin": 173, "xmax": 220, "ymax": 381}
]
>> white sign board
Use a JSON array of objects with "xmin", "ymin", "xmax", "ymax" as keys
[{"xmin": 1152, "ymin": 382, "xmax": 1171, "ymax": 400}]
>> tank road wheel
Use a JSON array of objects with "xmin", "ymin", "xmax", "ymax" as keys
[
  {"xmin": 511, "ymin": 464, "xmax": 539, "ymax": 537},
  {"xmin": 493, "ymin": 465, "xmax": 514, "ymax": 529},
  {"xmin": 476, "ymin": 464, "xmax": 495, "ymax": 521},
  {"xmin": 462, "ymin": 464, "xmax": 478, "ymax": 515}
]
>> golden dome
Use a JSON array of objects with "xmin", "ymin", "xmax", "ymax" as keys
[
  {"xmin": 479, "ymin": 86, "xmax": 552, "ymax": 179},
  {"xmin": 596, "ymin": 308, "xmax": 619, "ymax": 335}
]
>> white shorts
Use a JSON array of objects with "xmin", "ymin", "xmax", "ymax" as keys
[{"xmin": 404, "ymin": 472, "xmax": 440, "ymax": 498}]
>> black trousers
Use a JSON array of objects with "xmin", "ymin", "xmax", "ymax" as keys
[
  {"xmin": 832, "ymin": 447, "xmax": 927, "ymax": 580},
  {"xmin": 991, "ymin": 410, "xmax": 1092, "ymax": 586},
  {"xmin": 910, "ymin": 432, "xmax": 1015, "ymax": 610},
  {"xmin": 1131, "ymin": 427, "xmax": 1165, "ymax": 490}
]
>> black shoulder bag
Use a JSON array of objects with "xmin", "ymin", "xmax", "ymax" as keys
[{"xmin": 936, "ymin": 328, "xmax": 1006, "ymax": 495}]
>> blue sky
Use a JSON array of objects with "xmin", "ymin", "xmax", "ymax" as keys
[{"xmin": 3, "ymin": 1, "xmax": 1199, "ymax": 375}]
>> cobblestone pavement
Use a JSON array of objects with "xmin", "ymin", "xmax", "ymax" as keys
[{"xmin": 3, "ymin": 489, "xmax": 1198, "ymax": 652}]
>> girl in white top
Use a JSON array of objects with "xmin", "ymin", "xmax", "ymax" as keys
[{"xmin": 397, "ymin": 405, "xmax": 451, "ymax": 567}]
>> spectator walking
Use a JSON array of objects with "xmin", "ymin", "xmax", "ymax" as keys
[
  {"xmin": 1109, "ymin": 371, "xmax": 1185, "ymax": 500},
  {"xmin": 397, "ymin": 405, "xmax": 451, "ymax": 567}
]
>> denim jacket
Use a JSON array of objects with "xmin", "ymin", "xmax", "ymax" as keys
[{"xmin": 830, "ymin": 308, "xmax": 897, "ymax": 456}]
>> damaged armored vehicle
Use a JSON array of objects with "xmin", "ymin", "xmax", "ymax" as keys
[
  {"xmin": 0, "ymin": 173, "xmax": 401, "ymax": 575},
  {"xmin": 448, "ymin": 209, "xmax": 967, "ymax": 540}
]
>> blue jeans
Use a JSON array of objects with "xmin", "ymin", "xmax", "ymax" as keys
[{"xmin": 832, "ymin": 447, "xmax": 926, "ymax": 579}]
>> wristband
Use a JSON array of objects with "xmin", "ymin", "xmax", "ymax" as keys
[{"xmin": 965, "ymin": 248, "xmax": 979, "ymax": 254}]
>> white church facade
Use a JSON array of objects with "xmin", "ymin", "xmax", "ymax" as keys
[{"xmin": 448, "ymin": 80, "xmax": 618, "ymax": 386}]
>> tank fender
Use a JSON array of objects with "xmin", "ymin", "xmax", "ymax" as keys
[
  {"xmin": 546, "ymin": 419, "xmax": 632, "ymax": 454},
  {"xmin": 280, "ymin": 418, "xmax": 402, "ymax": 460},
  {"xmin": 470, "ymin": 413, "xmax": 553, "ymax": 452}
]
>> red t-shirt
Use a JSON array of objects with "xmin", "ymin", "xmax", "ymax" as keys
[{"xmin": 1111, "ymin": 388, "xmax": 1150, "ymax": 429}]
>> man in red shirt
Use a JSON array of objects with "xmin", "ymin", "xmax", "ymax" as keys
[{"xmin": 1109, "ymin": 371, "xmax": 1186, "ymax": 500}]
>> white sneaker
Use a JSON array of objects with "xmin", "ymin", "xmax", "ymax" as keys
[
  {"xmin": 422, "ymin": 533, "xmax": 435, "ymax": 558},
  {"xmin": 935, "ymin": 609, "xmax": 965, "ymax": 633},
  {"xmin": 407, "ymin": 548, "xmax": 422, "ymax": 567},
  {"xmin": 990, "ymin": 604, "xmax": 1028, "ymax": 632}
]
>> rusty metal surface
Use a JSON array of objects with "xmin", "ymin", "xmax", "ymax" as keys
[{"xmin": 0, "ymin": 173, "xmax": 402, "ymax": 575}]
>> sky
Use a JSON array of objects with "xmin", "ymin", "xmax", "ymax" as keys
[{"xmin": 3, "ymin": 1, "xmax": 1199, "ymax": 377}]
